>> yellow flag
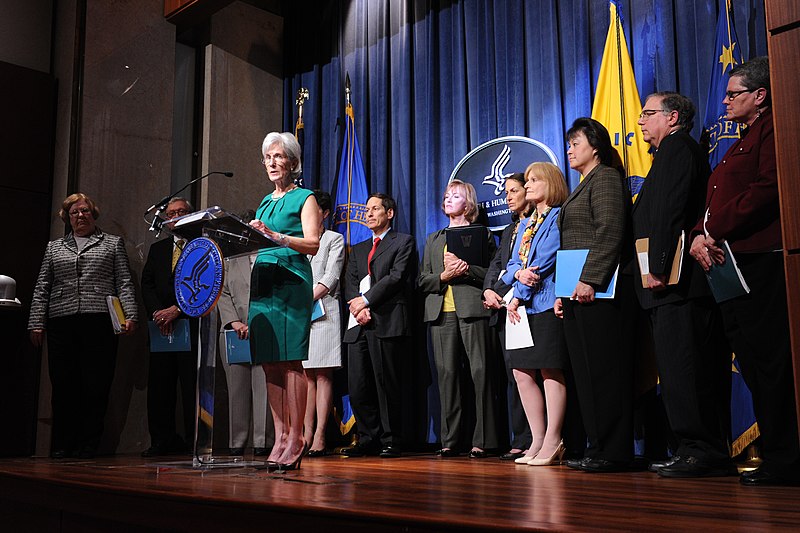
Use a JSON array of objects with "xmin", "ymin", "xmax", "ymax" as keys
[{"xmin": 591, "ymin": 1, "xmax": 651, "ymax": 199}]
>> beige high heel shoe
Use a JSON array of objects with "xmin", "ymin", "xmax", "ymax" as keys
[
  {"xmin": 515, "ymin": 450, "xmax": 539, "ymax": 464},
  {"xmin": 528, "ymin": 440, "xmax": 565, "ymax": 466}
]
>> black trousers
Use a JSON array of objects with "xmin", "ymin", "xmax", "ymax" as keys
[
  {"xmin": 562, "ymin": 275, "xmax": 637, "ymax": 463},
  {"xmin": 147, "ymin": 347, "xmax": 197, "ymax": 448},
  {"xmin": 47, "ymin": 313, "xmax": 118, "ymax": 453},
  {"xmin": 347, "ymin": 331, "xmax": 406, "ymax": 448},
  {"xmin": 720, "ymin": 251, "xmax": 800, "ymax": 474},
  {"xmin": 648, "ymin": 297, "xmax": 730, "ymax": 462}
]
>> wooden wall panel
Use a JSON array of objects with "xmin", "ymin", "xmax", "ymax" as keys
[
  {"xmin": 765, "ymin": 0, "xmax": 800, "ymax": 439},
  {"xmin": 784, "ymin": 253, "xmax": 800, "ymax": 425},
  {"xmin": 769, "ymin": 28, "xmax": 800, "ymax": 251},
  {"xmin": 766, "ymin": 2, "xmax": 800, "ymax": 30}
]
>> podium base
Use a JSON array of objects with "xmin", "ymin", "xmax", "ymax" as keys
[{"xmin": 145, "ymin": 456, "xmax": 260, "ymax": 472}]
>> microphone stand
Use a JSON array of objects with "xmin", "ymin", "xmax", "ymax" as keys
[{"xmin": 144, "ymin": 171, "xmax": 234, "ymax": 233}]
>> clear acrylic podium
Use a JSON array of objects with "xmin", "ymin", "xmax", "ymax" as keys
[{"xmin": 159, "ymin": 206, "xmax": 275, "ymax": 468}]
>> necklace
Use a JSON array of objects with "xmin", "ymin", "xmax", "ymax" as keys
[{"xmin": 272, "ymin": 185, "xmax": 297, "ymax": 199}]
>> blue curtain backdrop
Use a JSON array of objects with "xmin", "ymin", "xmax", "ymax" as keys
[
  {"xmin": 282, "ymin": 0, "xmax": 766, "ymax": 250},
  {"xmin": 280, "ymin": 0, "xmax": 766, "ymax": 446}
]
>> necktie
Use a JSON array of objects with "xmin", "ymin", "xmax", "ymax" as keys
[
  {"xmin": 367, "ymin": 237, "xmax": 381, "ymax": 275},
  {"xmin": 172, "ymin": 239, "xmax": 185, "ymax": 272}
]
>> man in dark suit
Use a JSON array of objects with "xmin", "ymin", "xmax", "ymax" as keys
[
  {"xmin": 140, "ymin": 197, "xmax": 198, "ymax": 457},
  {"xmin": 342, "ymin": 193, "xmax": 417, "ymax": 458},
  {"xmin": 633, "ymin": 92, "xmax": 734, "ymax": 477}
]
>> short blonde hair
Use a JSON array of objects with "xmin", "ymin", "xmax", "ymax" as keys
[
  {"xmin": 59, "ymin": 193, "xmax": 100, "ymax": 224},
  {"xmin": 525, "ymin": 162, "xmax": 569, "ymax": 207},
  {"xmin": 261, "ymin": 132, "xmax": 302, "ymax": 180},
  {"xmin": 442, "ymin": 179, "xmax": 479, "ymax": 223}
]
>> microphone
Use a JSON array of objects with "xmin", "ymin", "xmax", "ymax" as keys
[{"xmin": 144, "ymin": 171, "xmax": 234, "ymax": 215}]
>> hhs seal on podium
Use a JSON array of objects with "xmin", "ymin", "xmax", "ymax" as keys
[{"xmin": 174, "ymin": 237, "xmax": 225, "ymax": 317}]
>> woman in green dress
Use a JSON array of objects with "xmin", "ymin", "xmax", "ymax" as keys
[{"xmin": 249, "ymin": 132, "xmax": 320, "ymax": 469}]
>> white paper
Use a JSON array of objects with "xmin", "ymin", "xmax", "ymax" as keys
[
  {"xmin": 173, "ymin": 211, "xmax": 209, "ymax": 226},
  {"xmin": 503, "ymin": 289, "xmax": 534, "ymax": 349},
  {"xmin": 346, "ymin": 275, "xmax": 372, "ymax": 331},
  {"xmin": 505, "ymin": 303, "xmax": 534, "ymax": 349},
  {"xmin": 637, "ymin": 252, "xmax": 650, "ymax": 276}
]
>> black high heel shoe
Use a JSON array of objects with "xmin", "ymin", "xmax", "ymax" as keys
[{"xmin": 278, "ymin": 453, "xmax": 303, "ymax": 471}]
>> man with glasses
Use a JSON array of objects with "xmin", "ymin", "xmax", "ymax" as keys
[
  {"xmin": 632, "ymin": 92, "xmax": 734, "ymax": 478},
  {"xmin": 140, "ymin": 197, "xmax": 198, "ymax": 457}
]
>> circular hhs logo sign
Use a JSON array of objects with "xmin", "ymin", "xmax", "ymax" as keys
[
  {"xmin": 450, "ymin": 136, "xmax": 559, "ymax": 231},
  {"xmin": 174, "ymin": 237, "xmax": 224, "ymax": 317}
]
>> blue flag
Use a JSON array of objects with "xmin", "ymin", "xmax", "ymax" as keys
[
  {"xmin": 333, "ymin": 100, "xmax": 370, "ymax": 437},
  {"xmin": 731, "ymin": 355, "xmax": 759, "ymax": 456},
  {"xmin": 333, "ymin": 103, "xmax": 371, "ymax": 249},
  {"xmin": 703, "ymin": 0, "xmax": 744, "ymax": 170}
]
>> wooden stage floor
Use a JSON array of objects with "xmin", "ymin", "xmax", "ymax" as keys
[{"xmin": 1, "ymin": 453, "xmax": 798, "ymax": 532}]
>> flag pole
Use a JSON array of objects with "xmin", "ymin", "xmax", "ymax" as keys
[{"xmin": 613, "ymin": 2, "xmax": 630, "ymax": 185}]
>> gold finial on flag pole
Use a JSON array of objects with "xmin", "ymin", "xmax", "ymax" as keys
[{"xmin": 295, "ymin": 87, "xmax": 309, "ymax": 123}]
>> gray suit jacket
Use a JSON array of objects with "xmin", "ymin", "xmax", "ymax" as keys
[
  {"xmin": 558, "ymin": 164, "xmax": 629, "ymax": 288},
  {"xmin": 217, "ymin": 255, "xmax": 252, "ymax": 329},
  {"xmin": 418, "ymin": 226, "xmax": 496, "ymax": 322},
  {"xmin": 28, "ymin": 229, "xmax": 138, "ymax": 329}
]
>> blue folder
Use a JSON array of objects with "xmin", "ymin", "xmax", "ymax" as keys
[
  {"xmin": 224, "ymin": 330, "xmax": 252, "ymax": 364},
  {"xmin": 555, "ymin": 249, "xmax": 618, "ymax": 299},
  {"xmin": 148, "ymin": 319, "xmax": 191, "ymax": 352},
  {"xmin": 311, "ymin": 299, "xmax": 325, "ymax": 321}
]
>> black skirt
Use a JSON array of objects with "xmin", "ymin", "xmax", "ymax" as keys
[{"xmin": 507, "ymin": 309, "xmax": 567, "ymax": 370}]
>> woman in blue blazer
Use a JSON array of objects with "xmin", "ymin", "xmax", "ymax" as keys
[{"xmin": 503, "ymin": 163, "xmax": 569, "ymax": 466}]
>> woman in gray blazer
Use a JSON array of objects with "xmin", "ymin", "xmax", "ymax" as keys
[
  {"xmin": 556, "ymin": 118, "xmax": 636, "ymax": 473},
  {"xmin": 419, "ymin": 180, "xmax": 498, "ymax": 458},
  {"xmin": 28, "ymin": 193, "xmax": 138, "ymax": 459}
]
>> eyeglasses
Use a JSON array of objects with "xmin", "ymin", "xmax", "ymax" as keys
[
  {"xmin": 165, "ymin": 208, "xmax": 190, "ymax": 218},
  {"xmin": 638, "ymin": 109, "xmax": 666, "ymax": 120},
  {"xmin": 69, "ymin": 207, "xmax": 92, "ymax": 218},
  {"xmin": 725, "ymin": 89, "xmax": 753, "ymax": 100},
  {"xmin": 261, "ymin": 153, "xmax": 287, "ymax": 165}
]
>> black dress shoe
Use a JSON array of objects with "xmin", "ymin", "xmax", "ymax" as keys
[
  {"xmin": 740, "ymin": 468, "xmax": 800, "ymax": 487},
  {"xmin": 342, "ymin": 443, "xmax": 377, "ymax": 457},
  {"xmin": 565, "ymin": 458, "xmax": 587, "ymax": 470},
  {"xmin": 436, "ymin": 448, "xmax": 459, "ymax": 458},
  {"xmin": 500, "ymin": 451, "xmax": 525, "ymax": 461},
  {"xmin": 578, "ymin": 457, "xmax": 630, "ymax": 473},
  {"xmin": 50, "ymin": 449, "xmax": 68, "ymax": 459},
  {"xmin": 306, "ymin": 448, "xmax": 328, "ymax": 458},
  {"xmin": 77, "ymin": 447, "xmax": 96, "ymax": 459},
  {"xmin": 657, "ymin": 456, "xmax": 738, "ymax": 478},
  {"xmin": 253, "ymin": 447, "xmax": 270, "ymax": 456},
  {"xmin": 141, "ymin": 445, "xmax": 165, "ymax": 458},
  {"xmin": 648, "ymin": 456, "xmax": 680, "ymax": 473},
  {"xmin": 468, "ymin": 449, "xmax": 488, "ymax": 459},
  {"xmin": 380, "ymin": 446, "xmax": 402, "ymax": 458}
]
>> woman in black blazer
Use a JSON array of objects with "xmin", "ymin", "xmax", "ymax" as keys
[
  {"xmin": 556, "ymin": 118, "xmax": 637, "ymax": 472},
  {"xmin": 419, "ymin": 180, "xmax": 498, "ymax": 458},
  {"xmin": 482, "ymin": 172, "xmax": 532, "ymax": 460}
]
